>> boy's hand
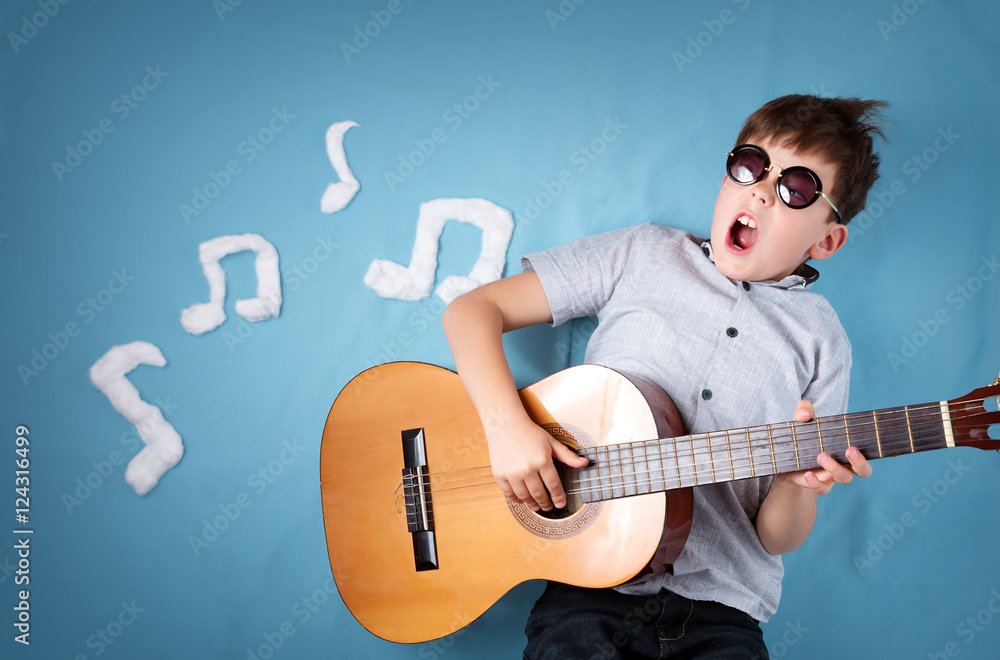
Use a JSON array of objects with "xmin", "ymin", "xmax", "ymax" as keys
[
  {"xmin": 775, "ymin": 400, "xmax": 873, "ymax": 495},
  {"xmin": 487, "ymin": 416, "xmax": 589, "ymax": 512}
]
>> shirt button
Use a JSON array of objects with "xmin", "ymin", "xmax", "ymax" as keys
[
  {"xmin": 742, "ymin": 281, "xmax": 751, "ymax": 291},
  {"xmin": 726, "ymin": 327, "xmax": 738, "ymax": 338},
  {"xmin": 702, "ymin": 389, "xmax": 713, "ymax": 400},
  {"xmin": 702, "ymin": 246, "xmax": 710, "ymax": 257}
]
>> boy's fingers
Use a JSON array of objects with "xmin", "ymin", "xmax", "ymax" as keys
[
  {"xmin": 846, "ymin": 447, "xmax": 873, "ymax": 477},
  {"xmin": 817, "ymin": 453, "xmax": 853, "ymax": 484},
  {"xmin": 794, "ymin": 399, "xmax": 815, "ymax": 422},
  {"xmin": 525, "ymin": 473, "xmax": 555, "ymax": 511},
  {"xmin": 540, "ymin": 464, "xmax": 568, "ymax": 509},
  {"xmin": 551, "ymin": 438, "xmax": 589, "ymax": 467}
]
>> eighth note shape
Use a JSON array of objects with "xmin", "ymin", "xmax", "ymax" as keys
[
  {"xmin": 181, "ymin": 233, "xmax": 282, "ymax": 335},
  {"xmin": 89, "ymin": 341, "xmax": 184, "ymax": 495},
  {"xmin": 321, "ymin": 120, "xmax": 362, "ymax": 214},
  {"xmin": 363, "ymin": 197, "xmax": 514, "ymax": 303}
]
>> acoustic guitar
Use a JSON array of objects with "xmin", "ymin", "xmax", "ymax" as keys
[{"xmin": 320, "ymin": 361, "xmax": 1000, "ymax": 643}]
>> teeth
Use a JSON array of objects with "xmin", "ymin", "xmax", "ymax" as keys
[{"xmin": 736, "ymin": 215, "xmax": 756, "ymax": 229}]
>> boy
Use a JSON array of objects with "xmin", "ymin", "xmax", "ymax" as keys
[{"xmin": 442, "ymin": 95, "xmax": 886, "ymax": 658}]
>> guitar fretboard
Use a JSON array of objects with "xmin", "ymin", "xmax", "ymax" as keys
[{"xmin": 577, "ymin": 402, "xmax": 953, "ymax": 503}]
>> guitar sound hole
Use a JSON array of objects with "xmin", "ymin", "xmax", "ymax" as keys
[{"xmin": 535, "ymin": 462, "xmax": 583, "ymax": 520}]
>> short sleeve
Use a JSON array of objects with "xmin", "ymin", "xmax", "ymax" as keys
[
  {"xmin": 520, "ymin": 224, "xmax": 646, "ymax": 327},
  {"xmin": 801, "ymin": 322, "xmax": 852, "ymax": 417}
]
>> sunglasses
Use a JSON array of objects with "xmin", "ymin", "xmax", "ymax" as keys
[{"xmin": 726, "ymin": 144, "xmax": 842, "ymax": 222}]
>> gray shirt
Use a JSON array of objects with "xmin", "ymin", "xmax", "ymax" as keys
[{"xmin": 521, "ymin": 222, "xmax": 851, "ymax": 622}]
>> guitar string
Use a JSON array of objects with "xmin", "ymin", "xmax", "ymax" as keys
[
  {"xmin": 400, "ymin": 404, "xmax": 997, "ymax": 512},
  {"xmin": 403, "ymin": 405, "xmax": 993, "ymax": 505},
  {"xmin": 402, "ymin": 397, "xmax": 992, "ymax": 488},
  {"xmin": 394, "ymin": 396, "xmax": 997, "ymax": 492},
  {"xmin": 400, "ymin": 399, "xmax": 994, "ymax": 495},
  {"xmin": 413, "ymin": 409, "xmax": 949, "ymax": 494}
]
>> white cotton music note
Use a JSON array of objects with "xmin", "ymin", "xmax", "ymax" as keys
[
  {"xmin": 181, "ymin": 233, "xmax": 282, "ymax": 335},
  {"xmin": 363, "ymin": 197, "xmax": 514, "ymax": 303},
  {"xmin": 89, "ymin": 341, "xmax": 184, "ymax": 495},
  {"xmin": 321, "ymin": 120, "xmax": 362, "ymax": 214}
]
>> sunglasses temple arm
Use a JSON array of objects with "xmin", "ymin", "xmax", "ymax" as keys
[{"xmin": 819, "ymin": 191, "xmax": 843, "ymax": 221}]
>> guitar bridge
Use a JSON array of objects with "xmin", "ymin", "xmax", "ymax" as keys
[{"xmin": 401, "ymin": 428, "xmax": 439, "ymax": 572}]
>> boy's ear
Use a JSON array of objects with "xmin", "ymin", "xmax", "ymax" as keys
[{"xmin": 808, "ymin": 222, "xmax": 848, "ymax": 261}]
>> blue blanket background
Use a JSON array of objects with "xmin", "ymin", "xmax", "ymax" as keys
[{"xmin": 2, "ymin": 1, "xmax": 999, "ymax": 658}]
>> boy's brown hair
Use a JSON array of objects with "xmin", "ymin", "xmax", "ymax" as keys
[{"xmin": 735, "ymin": 95, "xmax": 889, "ymax": 225}]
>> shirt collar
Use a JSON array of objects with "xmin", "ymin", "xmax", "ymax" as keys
[{"xmin": 699, "ymin": 240, "xmax": 820, "ymax": 290}]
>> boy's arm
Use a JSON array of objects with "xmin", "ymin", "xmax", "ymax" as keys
[
  {"xmin": 441, "ymin": 271, "xmax": 588, "ymax": 512},
  {"xmin": 755, "ymin": 400, "xmax": 873, "ymax": 555}
]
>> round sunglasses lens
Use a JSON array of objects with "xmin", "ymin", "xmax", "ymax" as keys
[
  {"xmin": 729, "ymin": 148, "xmax": 765, "ymax": 183},
  {"xmin": 778, "ymin": 170, "xmax": 818, "ymax": 208}
]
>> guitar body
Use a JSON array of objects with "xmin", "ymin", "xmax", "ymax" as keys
[{"xmin": 321, "ymin": 362, "xmax": 692, "ymax": 643}]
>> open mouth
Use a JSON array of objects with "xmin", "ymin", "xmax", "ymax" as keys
[{"xmin": 728, "ymin": 213, "xmax": 759, "ymax": 252}]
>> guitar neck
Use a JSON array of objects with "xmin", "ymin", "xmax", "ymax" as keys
[{"xmin": 577, "ymin": 400, "xmax": 956, "ymax": 503}]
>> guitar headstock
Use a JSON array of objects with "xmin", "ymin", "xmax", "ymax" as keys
[{"xmin": 949, "ymin": 377, "xmax": 1000, "ymax": 451}]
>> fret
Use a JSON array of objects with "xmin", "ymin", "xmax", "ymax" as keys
[
  {"xmin": 745, "ymin": 428, "xmax": 755, "ymax": 478},
  {"xmin": 767, "ymin": 425, "xmax": 777, "ymax": 474},
  {"xmin": 704, "ymin": 432, "xmax": 716, "ymax": 483},
  {"xmin": 904, "ymin": 406, "xmax": 914, "ymax": 454},
  {"xmin": 843, "ymin": 413, "xmax": 851, "ymax": 449},
  {"xmin": 724, "ymin": 430, "xmax": 736, "ymax": 481},
  {"xmin": 636, "ymin": 440, "xmax": 650, "ymax": 494},
  {"xmin": 672, "ymin": 436, "xmax": 683, "ymax": 489},
  {"xmin": 689, "ymin": 436, "xmax": 699, "ymax": 486},
  {"xmin": 873, "ymin": 411, "xmax": 883, "ymax": 457},
  {"xmin": 816, "ymin": 419, "xmax": 824, "ymax": 454},
  {"xmin": 790, "ymin": 422, "xmax": 801, "ymax": 471},
  {"xmin": 649, "ymin": 439, "xmax": 667, "ymax": 492}
]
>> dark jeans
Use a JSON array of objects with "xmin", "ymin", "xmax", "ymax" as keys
[{"xmin": 523, "ymin": 582, "xmax": 769, "ymax": 660}]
